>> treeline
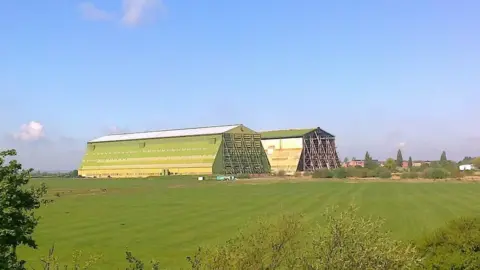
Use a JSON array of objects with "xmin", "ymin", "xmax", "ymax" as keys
[
  {"xmin": 336, "ymin": 150, "xmax": 479, "ymax": 180},
  {"xmin": 30, "ymin": 170, "xmax": 78, "ymax": 178}
]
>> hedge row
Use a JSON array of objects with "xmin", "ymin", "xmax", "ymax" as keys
[{"xmin": 312, "ymin": 167, "xmax": 471, "ymax": 179}]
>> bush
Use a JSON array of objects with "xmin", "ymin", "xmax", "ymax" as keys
[
  {"xmin": 376, "ymin": 168, "xmax": 392, "ymax": 179},
  {"xmin": 423, "ymin": 168, "xmax": 450, "ymax": 179},
  {"xmin": 410, "ymin": 166, "xmax": 424, "ymax": 173},
  {"xmin": 346, "ymin": 167, "xmax": 369, "ymax": 178},
  {"xmin": 187, "ymin": 213, "xmax": 305, "ymax": 269},
  {"xmin": 187, "ymin": 206, "xmax": 421, "ymax": 269},
  {"xmin": 332, "ymin": 168, "xmax": 347, "ymax": 178},
  {"xmin": 418, "ymin": 216, "xmax": 480, "ymax": 269},
  {"xmin": 304, "ymin": 205, "xmax": 420, "ymax": 269},
  {"xmin": 312, "ymin": 169, "xmax": 333, "ymax": 179},
  {"xmin": 400, "ymin": 172, "xmax": 419, "ymax": 179},
  {"xmin": 40, "ymin": 245, "xmax": 102, "ymax": 270},
  {"xmin": 366, "ymin": 169, "xmax": 377, "ymax": 177}
]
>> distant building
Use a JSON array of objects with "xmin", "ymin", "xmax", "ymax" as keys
[
  {"xmin": 459, "ymin": 164, "xmax": 474, "ymax": 171},
  {"xmin": 348, "ymin": 160, "xmax": 365, "ymax": 167}
]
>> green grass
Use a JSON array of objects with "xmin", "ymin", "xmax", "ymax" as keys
[{"xmin": 21, "ymin": 177, "xmax": 480, "ymax": 269}]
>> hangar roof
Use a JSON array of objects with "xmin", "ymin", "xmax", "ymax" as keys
[
  {"xmin": 89, "ymin": 124, "xmax": 240, "ymax": 143},
  {"xmin": 260, "ymin": 128, "xmax": 316, "ymax": 139}
]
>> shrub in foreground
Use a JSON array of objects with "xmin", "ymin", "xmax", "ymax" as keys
[
  {"xmin": 187, "ymin": 213, "xmax": 305, "ymax": 269},
  {"xmin": 187, "ymin": 205, "xmax": 420, "ymax": 269},
  {"xmin": 418, "ymin": 216, "xmax": 480, "ymax": 269},
  {"xmin": 304, "ymin": 205, "xmax": 420, "ymax": 269}
]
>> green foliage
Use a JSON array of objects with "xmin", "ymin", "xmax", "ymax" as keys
[
  {"xmin": 304, "ymin": 205, "xmax": 420, "ymax": 269},
  {"xmin": 40, "ymin": 245, "xmax": 102, "ymax": 270},
  {"xmin": 343, "ymin": 157, "xmax": 349, "ymax": 163},
  {"xmin": 186, "ymin": 206, "xmax": 420, "ymax": 269},
  {"xmin": 400, "ymin": 172, "xmax": 419, "ymax": 179},
  {"xmin": 410, "ymin": 166, "xmax": 425, "ymax": 173},
  {"xmin": 364, "ymin": 151, "xmax": 371, "ymax": 161},
  {"xmin": 423, "ymin": 168, "xmax": 450, "ymax": 179},
  {"xmin": 472, "ymin": 157, "xmax": 480, "ymax": 169},
  {"xmin": 186, "ymin": 213, "xmax": 304, "ymax": 269},
  {"xmin": 364, "ymin": 151, "xmax": 377, "ymax": 169},
  {"xmin": 418, "ymin": 216, "xmax": 480, "ymax": 269},
  {"xmin": 385, "ymin": 158, "xmax": 396, "ymax": 171},
  {"xmin": 332, "ymin": 168, "xmax": 347, "ymax": 178},
  {"xmin": 31, "ymin": 170, "xmax": 78, "ymax": 179},
  {"xmin": 366, "ymin": 169, "xmax": 377, "ymax": 177},
  {"xmin": 408, "ymin": 156, "xmax": 413, "ymax": 168},
  {"xmin": 71, "ymin": 170, "xmax": 78, "ymax": 177},
  {"xmin": 0, "ymin": 149, "xmax": 50, "ymax": 270},
  {"xmin": 376, "ymin": 168, "xmax": 392, "ymax": 179},
  {"xmin": 420, "ymin": 163, "xmax": 430, "ymax": 170},
  {"xmin": 125, "ymin": 251, "xmax": 160, "ymax": 270},
  {"xmin": 440, "ymin": 151, "xmax": 448, "ymax": 165},
  {"xmin": 345, "ymin": 167, "xmax": 369, "ymax": 178},
  {"xmin": 396, "ymin": 149, "xmax": 404, "ymax": 167},
  {"xmin": 459, "ymin": 156, "xmax": 475, "ymax": 165},
  {"xmin": 312, "ymin": 169, "xmax": 333, "ymax": 179}
]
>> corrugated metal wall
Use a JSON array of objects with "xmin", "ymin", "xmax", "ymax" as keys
[{"xmin": 78, "ymin": 135, "xmax": 222, "ymax": 178}]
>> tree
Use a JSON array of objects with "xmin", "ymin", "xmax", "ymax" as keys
[
  {"xmin": 418, "ymin": 216, "xmax": 480, "ymax": 269},
  {"xmin": 364, "ymin": 151, "xmax": 377, "ymax": 169},
  {"xmin": 385, "ymin": 158, "xmax": 396, "ymax": 171},
  {"xmin": 0, "ymin": 149, "xmax": 49, "ymax": 269},
  {"xmin": 364, "ymin": 151, "xmax": 371, "ymax": 161},
  {"xmin": 472, "ymin": 157, "xmax": 480, "ymax": 169},
  {"xmin": 459, "ymin": 156, "xmax": 474, "ymax": 165},
  {"xmin": 343, "ymin": 157, "xmax": 349, "ymax": 163},
  {"xmin": 440, "ymin": 151, "xmax": 447, "ymax": 165},
  {"xmin": 396, "ymin": 149, "xmax": 403, "ymax": 167},
  {"xmin": 408, "ymin": 156, "xmax": 413, "ymax": 169}
]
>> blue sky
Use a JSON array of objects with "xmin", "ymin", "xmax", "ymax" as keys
[{"xmin": 1, "ymin": 0, "xmax": 479, "ymax": 170}]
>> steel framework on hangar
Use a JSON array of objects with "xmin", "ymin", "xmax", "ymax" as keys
[{"xmin": 260, "ymin": 127, "xmax": 341, "ymax": 172}]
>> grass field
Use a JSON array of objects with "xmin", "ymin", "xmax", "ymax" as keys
[{"xmin": 21, "ymin": 177, "xmax": 480, "ymax": 269}]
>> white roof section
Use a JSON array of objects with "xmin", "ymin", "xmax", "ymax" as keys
[{"xmin": 89, "ymin": 124, "xmax": 240, "ymax": 143}]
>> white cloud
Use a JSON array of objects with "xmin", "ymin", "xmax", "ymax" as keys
[
  {"xmin": 121, "ymin": 0, "xmax": 161, "ymax": 26},
  {"xmin": 79, "ymin": 2, "xmax": 114, "ymax": 21},
  {"xmin": 398, "ymin": 142, "xmax": 406, "ymax": 148},
  {"xmin": 13, "ymin": 121, "xmax": 45, "ymax": 141},
  {"xmin": 78, "ymin": 0, "xmax": 162, "ymax": 27}
]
